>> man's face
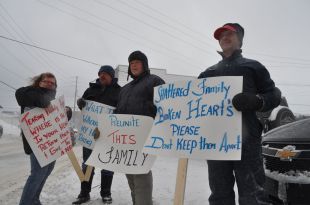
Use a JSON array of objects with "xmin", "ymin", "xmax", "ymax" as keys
[
  {"xmin": 219, "ymin": 30, "xmax": 240, "ymax": 53},
  {"xmin": 99, "ymin": 72, "xmax": 112, "ymax": 86},
  {"xmin": 130, "ymin": 60, "xmax": 144, "ymax": 77},
  {"xmin": 39, "ymin": 77, "xmax": 56, "ymax": 90}
]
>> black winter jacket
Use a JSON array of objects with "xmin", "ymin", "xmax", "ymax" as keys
[
  {"xmin": 198, "ymin": 50, "xmax": 281, "ymax": 142},
  {"xmin": 115, "ymin": 72, "xmax": 165, "ymax": 118},
  {"xmin": 15, "ymin": 86, "xmax": 56, "ymax": 155},
  {"xmin": 82, "ymin": 78, "xmax": 121, "ymax": 107}
]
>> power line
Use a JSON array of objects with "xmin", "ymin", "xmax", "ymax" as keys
[
  {"xmin": 0, "ymin": 19, "xmax": 44, "ymax": 73},
  {"xmin": 132, "ymin": 0, "xmax": 214, "ymax": 46},
  {"xmin": 36, "ymin": 0, "xmax": 205, "ymax": 72},
  {"xmin": 0, "ymin": 35, "xmax": 101, "ymax": 66},
  {"xmin": 118, "ymin": 0, "xmax": 216, "ymax": 49},
  {"xmin": 54, "ymin": 0, "xmax": 204, "ymax": 70},
  {"xmin": 0, "ymin": 40, "xmax": 37, "ymax": 74},
  {"xmin": 0, "ymin": 3, "xmax": 71, "ymax": 79},
  {"xmin": 0, "ymin": 64, "xmax": 26, "ymax": 80},
  {"xmin": 0, "ymin": 80, "xmax": 16, "ymax": 90},
  {"xmin": 92, "ymin": 0, "xmax": 216, "ymax": 57},
  {"xmin": 247, "ymin": 51, "xmax": 310, "ymax": 64}
]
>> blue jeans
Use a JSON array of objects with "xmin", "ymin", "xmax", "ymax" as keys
[{"xmin": 19, "ymin": 153, "xmax": 55, "ymax": 205}]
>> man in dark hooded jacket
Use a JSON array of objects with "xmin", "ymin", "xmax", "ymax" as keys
[
  {"xmin": 198, "ymin": 23, "xmax": 281, "ymax": 205},
  {"xmin": 115, "ymin": 51, "xmax": 165, "ymax": 205},
  {"xmin": 73, "ymin": 65, "xmax": 121, "ymax": 205}
]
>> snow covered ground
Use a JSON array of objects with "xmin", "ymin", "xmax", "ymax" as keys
[{"xmin": 0, "ymin": 113, "xmax": 214, "ymax": 205}]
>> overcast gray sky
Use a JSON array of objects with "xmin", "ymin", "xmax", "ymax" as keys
[{"xmin": 0, "ymin": 0, "xmax": 309, "ymax": 114}]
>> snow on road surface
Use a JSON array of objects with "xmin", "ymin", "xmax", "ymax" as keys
[{"xmin": 0, "ymin": 117, "xmax": 213, "ymax": 205}]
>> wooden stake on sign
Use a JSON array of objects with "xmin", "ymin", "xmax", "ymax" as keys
[
  {"xmin": 67, "ymin": 149, "xmax": 85, "ymax": 182},
  {"xmin": 84, "ymin": 165, "xmax": 93, "ymax": 182},
  {"xmin": 173, "ymin": 158, "xmax": 188, "ymax": 205}
]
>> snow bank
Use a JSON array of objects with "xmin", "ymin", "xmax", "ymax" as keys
[
  {"xmin": 0, "ymin": 118, "xmax": 20, "ymax": 136},
  {"xmin": 265, "ymin": 169, "xmax": 310, "ymax": 184}
]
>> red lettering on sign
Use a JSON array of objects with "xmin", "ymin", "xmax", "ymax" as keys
[{"xmin": 108, "ymin": 130, "xmax": 136, "ymax": 144}]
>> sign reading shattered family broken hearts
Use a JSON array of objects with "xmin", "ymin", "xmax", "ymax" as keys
[{"xmin": 143, "ymin": 76, "xmax": 243, "ymax": 160}]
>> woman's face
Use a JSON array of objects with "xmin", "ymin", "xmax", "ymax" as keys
[{"xmin": 39, "ymin": 77, "xmax": 56, "ymax": 90}]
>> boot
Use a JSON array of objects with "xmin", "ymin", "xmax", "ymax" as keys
[
  {"xmin": 72, "ymin": 193, "xmax": 90, "ymax": 205},
  {"xmin": 100, "ymin": 173, "xmax": 113, "ymax": 204},
  {"xmin": 102, "ymin": 195, "xmax": 112, "ymax": 204},
  {"xmin": 100, "ymin": 174, "xmax": 113, "ymax": 197}
]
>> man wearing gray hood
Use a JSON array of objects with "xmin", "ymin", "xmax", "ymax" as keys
[{"xmin": 115, "ymin": 51, "xmax": 165, "ymax": 205}]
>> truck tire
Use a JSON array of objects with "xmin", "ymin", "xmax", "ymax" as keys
[{"xmin": 269, "ymin": 108, "xmax": 295, "ymax": 130}]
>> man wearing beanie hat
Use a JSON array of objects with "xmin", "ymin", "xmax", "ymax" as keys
[
  {"xmin": 199, "ymin": 23, "xmax": 281, "ymax": 205},
  {"xmin": 73, "ymin": 65, "xmax": 121, "ymax": 205},
  {"xmin": 114, "ymin": 50, "xmax": 165, "ymax": 205}
]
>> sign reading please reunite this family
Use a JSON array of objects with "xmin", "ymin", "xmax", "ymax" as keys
[
  {"xmin": 143, "ymin": 76, "xmax": 243, "ymax": 160},
  {"xmin": 86, "ymin": 114, "xmax": 155, "ymax": 174},
  {"xmin": 20, "ymin": 96, "xmax": 72, "ymax": 167},
  {"xmin": 77, "ymin": 100, "xmax": 115, "ymax": 149}
]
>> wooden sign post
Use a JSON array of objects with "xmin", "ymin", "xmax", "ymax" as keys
[
  {"xmin": 84, "ymin": 165, "xmax": 94, "ymax": 182},
  {"xmin": 67, "ymin": 150, "xmax": 85, "ymax": 182},
  {"xmin": 173, "ymin": 158, "xmax": 188, "ymax": 205}
]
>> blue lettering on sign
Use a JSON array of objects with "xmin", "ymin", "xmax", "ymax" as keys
[
  {"xmin": 109, "ymin": 115, "xmax": 140, "ymax": 127},
  {"xmin": 82, "ymin": 115, "xmax": 98, "ymax": 126},
  {"xmin": 219, "ymin": 133, "xmax": 241, "ymax": 153},
  {"xmin": 199, "ymin": 136, "xmax": 216, "ymax": 150},
  {"xmin": 176, "ymin": 138, "xmax": 197, "ymax": 154},
  {"xmin": 144, "ymin": 136, "xmax": 173, "ymax": 150},
  {"xmin": 155, "ymin": 81, "xmax": 191, "ymax": 103},
  {"xmin": 85, "ymin": 101, "xmax": 104, "ymax": 114},
  {"xmin": 186, "ymin": 98, "xmax": 234, "ymax": 120},
  {"xmin": 80, "ymin": 125, "xmax": 89, "ymax": 134},
  {"xmin": 78, "ymin": 133, "xmax": 92, "ymax": 146},
  {"xmin": 192, "ymin": 79, "xmax": 231, "ymax": 99},
  {"xmin": 155, "ymin": 107, "xmax": 182, "ymax": 125},
  {"xmin": 171, "ymin": 124, "xmax": 200, "ymax": 136}
]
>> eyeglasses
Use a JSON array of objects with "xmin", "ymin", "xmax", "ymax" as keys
[{"xmin": 41, "ymin": 80, "xmax": 56, "ymax": 86}]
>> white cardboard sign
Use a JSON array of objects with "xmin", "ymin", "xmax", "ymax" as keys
[
  {"xmin": 143, "ymin": 76, "xmax": 243, "ymax": 160},
  {"xmin": 77, "ymin": 100, "xmax": 115, "ymax": 149},
  {"xmin": 20, "ymin": 96, "xmax": 72, "ymax": 167},
  {"xmin": 86, "ymin": 114, "xmax": 155, "ymax": 174}
]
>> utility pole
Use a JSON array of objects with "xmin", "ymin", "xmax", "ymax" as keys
[{"xmin": 73, "ymin": 76, "xmax": 78, "ymax": 112}]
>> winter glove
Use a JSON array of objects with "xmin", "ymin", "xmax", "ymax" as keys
[
  {"xmin": 232, "ymin": 92, "xmax": 263, "ymax": 111},
  {"xmin": 93, "ymin": 127, "xmax": 100, "ymax": 140},
  {"xmin": 77, "ymin": 98, "xmax": 86, "ymax": 110},
  {"xmin": 65, "ymin": 106, "xmax": 72, "ymax": 121}
]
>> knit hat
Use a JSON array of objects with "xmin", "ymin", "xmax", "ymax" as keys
[
  {"xmin": 128, "ymin": 50, "xmax": 149, "ymax": 78},
  {"xmin": 98, "ymin": 65, "xmax": 115, "ymax": 78},
  {"xmin": 213, "ymin": 23, "xmax": 244, "ymax": 47}
]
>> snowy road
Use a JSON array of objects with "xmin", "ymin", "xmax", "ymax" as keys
[
  {"xmin": 0, "ymin": 116, "xmax": 215, "ymax": 204},
  {"xmin": 0, "ymin": 135, "xmax": 212, "ymax": 204}
]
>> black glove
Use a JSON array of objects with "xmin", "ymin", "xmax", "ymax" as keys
[
  {"xmin": 232, "ymin": 93, "xmax": 263, "ymax": 111},
  {"xmin": 77, "ymin": 98, "xmax": 86, "ymax": 110},
  {"xmin": 65, "ymin": 106, "xmax": 72, "ymax": 121}
]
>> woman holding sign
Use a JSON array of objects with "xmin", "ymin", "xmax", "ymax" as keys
[
  {"xmin": 15, "ymin": 72, "xmax": 58, "ymax": 205},
  {"xmin": 115, "ymin": 51, "xmax": 165, "ymax": 205}
]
